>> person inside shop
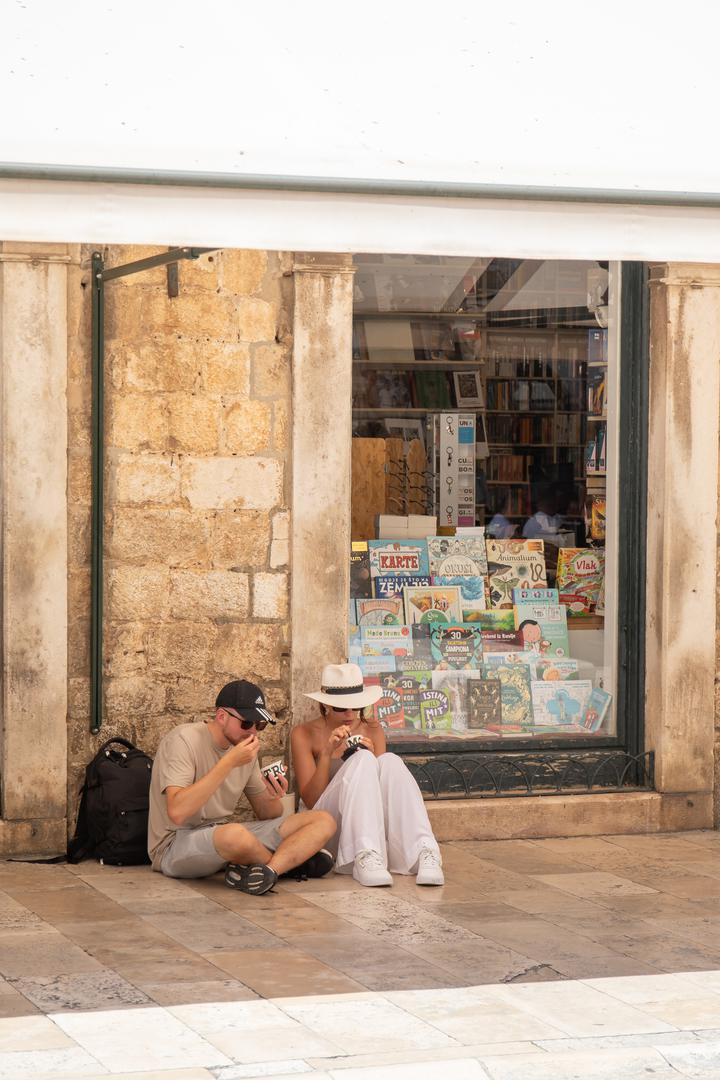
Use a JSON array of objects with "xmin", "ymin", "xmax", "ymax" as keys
[
  {"xmin": 486, "ymin": 490, "xmax": 519, "ymax": 539},
  {"xmin": 522, "ymin": 481, "xmax": 564, "ymax": 540},
  {"xmin": 291, "ymin": 662, "xmax": 444, "ymax": 888},
  {"xmin": 148, "ymin": 679, "xmax": 336, "ymax": 895}
]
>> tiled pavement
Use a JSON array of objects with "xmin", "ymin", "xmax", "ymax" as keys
[{"xmin": 2, "ymin": 830, "xmax": 720, "ymax": 1077}]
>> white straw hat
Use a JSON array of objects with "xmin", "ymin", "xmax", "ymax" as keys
[{"xmin": 305, "ymin": 662, "xmax": 383, "ymax": 710}]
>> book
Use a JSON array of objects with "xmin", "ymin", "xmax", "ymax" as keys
[
  {"xmin": 588, "ymin": 369, "xmax": 606, "ymax": 415},
  {"xmin": 470, "ymin": 609, "xmax": 517, "ymax": 632},
  {"xmin": 481, "ymin": 661, "xmax": 533, "ymax": 728},
  {"xmin": 514, "ymin": 601, "xmax": 570, "ymax": 658},
  {"xmin": 512, "ymin": 587, "xmax": 559, "ymax": 605},
  {"xmin": 364, "ymin": 318, "xmax": 416, "ymax": 364},
  {"xmin": 414, "ymin": 370, "xmax": 452, "ymax": 409},
  {"xmin": 370, "ymin": 673, "xmax": 406, "ymax": 729},
  {"xmin": 530, "ymin": 680, "xmax": 593, "ymax": 728},
  {"xmin": 368, "ymin": 540, "xmax": 430, "ymax": 579},
  {"xmin": 350, "ymin": 541, "xmax": 372, "ymax": 599},
  {"xmin": 481, "ymin": 630, "xmax": 525, "ymax": 653},
  {"xmin": 374, "ymin": 574, "xmax": 431, "ymax": 599},
  {"xmin": 467, "ymin": 677, "xmax": 502, "ymax": 730},
  {"xmin": 588, "ymin": 328, "xmax": 608, "ymax": 364},
  {"xmin": 485, "ymin": 539, "xmax": 547, "ymax": 608},
  {"xmin": 596, "ymin": 425, "xmax": 607, "ymax": 472},
  {"xmin": 356, "ymin": 597, "xmax": 404, "ymax": 627},
  {"xmin": 433, "ymin": 574, "xmax": 487, "ymax": 614},
  {"xmin": 348, "ymin": 626, "xmax": 361, "ymax": 661},
  {"xmin": 431, "ymin": 669, "xmax": 480, "ymax": 731},
  {"xmin": 393, "ymin": 669, "xmax": 433, "ymax": 728},
  {"xmin": 419, "ymin": 687, "xmax": 453, "ymax": 732},
  {"xmin": 427, "ymin": 534, "xmax": 488, "ymax": 577},
  {"xmin": 410, "ymin": 623, "xmax": 434, "ymax": 661},
  {"xmin": 556, "ymin": 548, "xmax": 605, "ymax": 616},
  {"xmin": 360, "ymin": 625, "xmax": 413, "ymax": 657},
  {"xmin": 429, "ymin": 623, "xmax": 483, "ymax": 669},
  {"xmin": 359, "ymin": 655, "xmax": 397, "ymax": 675},
  {"xmin": 534, "ymin": 658, "xmax": 580, "ymax": 681},
  {"xmin": 403, "ymin": 584, "xmax": 463, "ymax": 626},
  {"xmin": 582, "ymin": 686, "xmax": 613, "ymax": 732},
  {"xmin": 484, "ymin": 651, "xmax": 537, "ymax": 680},
  {"xmin": 590, "ymin": 497, "xmax": 606, "ymax": 541}
]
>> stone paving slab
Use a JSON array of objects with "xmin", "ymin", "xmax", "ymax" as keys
[{"xmin": 2, "ymin": 832, "xmax": 720, "ymax": 1076}]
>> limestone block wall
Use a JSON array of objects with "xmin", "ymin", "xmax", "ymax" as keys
[{"xmin": 67, "ymin": 247, "xmax": 293, "ymax": 818}]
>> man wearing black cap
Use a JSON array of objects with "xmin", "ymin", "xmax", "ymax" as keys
[{"xmin": 148, "ymin": 679, "xmax": 336, "ymax": 894}]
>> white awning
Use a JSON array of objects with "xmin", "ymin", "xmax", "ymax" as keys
[{"xmin": 2, "ymin": 0, "xmax": 720, "ymax": 258}]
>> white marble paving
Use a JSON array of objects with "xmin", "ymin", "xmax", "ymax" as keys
[
  {"xmin": 479, "ymin": 1046, "xmax": 679, "ymax": 1079},
  {"xmin": 487, "ymin": 979, "xmax": 675, "ymax": 1038},
  {"xmin": 658, "ymin": 1040, "xmax": 720, "ymax": 1078},
  {"xmin": 278, "ymin": 998, "xmax": 456, "ymax": 1055},
  {"xmin": 170, "ymin": 1001, "xmax": 345, "ymax": 1063},
  {"xmin": 327, "ymin": 1062, "xmax": 490, "ymax": 1080},
  {"xmin": 51, "ymin": 1005, "xmax": 232, "ymax": 1073},
  {"xmin": 0, "ymin": 1013, "xmax": 73, "ymax": 1052},
  {"xmin": 9, "ymin": 968, "xmax": 720, "ymax": 1078},
  {"xmin": 34, "ymin": 1072, "xmax": 215, "ymax": 1080},
  {"xmin": 384, "ymin": 986, "xmax": 566, "ymax": 1043},
  {"xmin": 0, "ymin": 1045, "xmax": 106, "ymax": 1079},
  {"xmin": 213, "ymin": 1063, "xmax": 313, "ymax": 1078},
  {"xmin": 585, "ymin": 972, "xmax": 720, "ymax": 1029}
]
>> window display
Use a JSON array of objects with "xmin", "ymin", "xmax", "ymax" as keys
[{"xmin": 349, "ymin": 255, "xmax": 617, "ymax": 746}]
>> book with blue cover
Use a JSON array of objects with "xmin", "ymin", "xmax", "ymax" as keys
[
  {"xmin": 512, "ymin": 587, "xmax": 559, "ymax": 605},
  {"xmin": 582, "ymin": 686, "xmax": 613, "ymax": 732},
  {"xmin": 359, "ymin": 655, "xmax": 397, "ymax": 675},
  {"xmin": 530, "ymin": 680, "xmax": 593, "ymax": 729},
  {"xmin": 374, "ymin": 574, "xmax": 431, "ymax": 599}
]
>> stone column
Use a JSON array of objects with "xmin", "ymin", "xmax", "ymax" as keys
[
  {"xmin": 645, "ymin": 264, "xmax": 720, "ymax": 821},
  {"xmin": 0, "ymin": 242, "xmax": 70, "ymax": 853},
  {"xmin": 291, "ymin": 253, "xmax": 355, "ymax": 723}
]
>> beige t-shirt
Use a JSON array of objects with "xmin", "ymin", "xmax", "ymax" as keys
[{"xmin": 148, "ymin": 721, "xmax": 266, "ymax": 869}]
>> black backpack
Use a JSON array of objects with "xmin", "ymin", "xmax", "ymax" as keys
[{"xmin": 68, "ymin": 737, "xmax": 153, "ymax": 865}]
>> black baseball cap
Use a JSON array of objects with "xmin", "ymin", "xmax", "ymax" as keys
[{"xmin": 215, "ymin": 680, "xmax": 275, "ymax": 726}]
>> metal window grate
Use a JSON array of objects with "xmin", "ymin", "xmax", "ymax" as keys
[{"xmin": 403, "ymin": 750, "xmax": 654, "ymax": 800}]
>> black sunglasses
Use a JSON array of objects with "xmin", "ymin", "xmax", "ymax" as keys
[
  {"xmin": 330, "ymin": 705, "xmax": 362, "ymax": 714},
  {"xmin": 222, "ymin": 707, "xmax": 269, "ymax": 731}
]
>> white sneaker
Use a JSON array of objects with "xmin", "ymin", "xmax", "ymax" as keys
[
  {"xmin": 416, "ymin": 847, "xmax": 444, "ymax": 886},
  {"xmin": 352, "ymin": 849, "xmax": 393, "ymax": 887}
]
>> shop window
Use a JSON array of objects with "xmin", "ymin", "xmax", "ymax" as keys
[{"xmin": 349, "ymin": 255, "xmax": 630, "ymax": 757}]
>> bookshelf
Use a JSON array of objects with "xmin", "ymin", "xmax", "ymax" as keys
[{"xmin": 352, "ymin": 315, "xmax": 592, "ymax": 542}]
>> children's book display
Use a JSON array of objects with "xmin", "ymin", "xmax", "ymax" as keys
[{"xmin": 349, "ymin": 536, "xmax": 612, "ymax": 739}]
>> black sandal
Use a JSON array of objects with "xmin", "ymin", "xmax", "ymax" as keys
[{"xmin": 225, "ymin": 862, "xmax": 278, "ymax": 895}]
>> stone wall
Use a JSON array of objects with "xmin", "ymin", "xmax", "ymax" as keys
[{"xmin": 67, "ymin": 247, "xmax": 293, "ymax": 820}]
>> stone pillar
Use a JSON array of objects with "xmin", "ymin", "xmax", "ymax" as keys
[
  {"xmin": 291, "ymin": 253, "xmax": 355, "ymax": 723},
  {"xmin": 0, "ymin": 243, "xmax": 70, "ymax": 853},
  {"xmin": 645, "ymin": 264, "xmax": 720, "ymax": 820}
]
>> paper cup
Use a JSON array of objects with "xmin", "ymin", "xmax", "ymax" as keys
[{"xmin": 261, "ymin": 759, "xmax": 286, "ymax": 780}]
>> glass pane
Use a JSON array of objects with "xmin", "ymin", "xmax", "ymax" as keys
[{"xmin": 349, "ymin": 254, "xmax": 617, "ymax": 746}]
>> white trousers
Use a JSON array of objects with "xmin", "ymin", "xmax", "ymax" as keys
[{"xmin": 312, "ymin": 750, "xmax": 440, "ymax": 875}]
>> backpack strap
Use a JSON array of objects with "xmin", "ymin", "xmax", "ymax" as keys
[
  {"xmin": 67, "ymin": 780, "xmax": 92, "ymax": 863},
  {"xmin": 98, "ymin": 737, "xmax": 137, "ymax": 754}
]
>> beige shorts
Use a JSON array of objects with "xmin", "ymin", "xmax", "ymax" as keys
[{"xmin": 160, "ymin": 819, "xmax": 284, "ymax": 879}]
